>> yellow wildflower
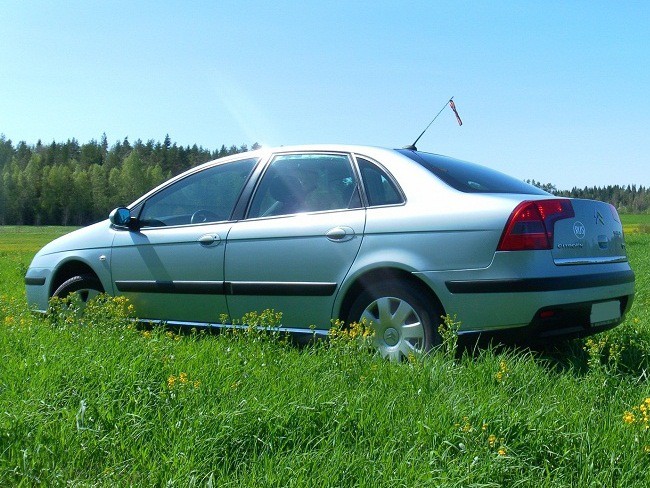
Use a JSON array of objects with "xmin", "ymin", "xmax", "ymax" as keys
[
  {"xmin": 495, "ymin": 360, "xmax": 509, "ymax": 382},
  {"xmin": 498, "ymin": 448, "xmax": 507, "ymax": 456},
  {"xmin": 168, "ymin": 373, "xmax": 199, "ymax": 390},
  {"xmin": 488, "ymin": 434, "xmax": 497, "ymax": 447},
  {"xmin": 623, "ymin": 411, "xmax": 636, "ymax": 424}
]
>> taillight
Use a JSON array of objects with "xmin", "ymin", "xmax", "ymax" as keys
[{"xmin": 498, "ymin": 199, "xmax": 575, "ymax": 251}]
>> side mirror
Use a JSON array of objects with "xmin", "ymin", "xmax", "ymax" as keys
[{"xmin": 109, "ymin": 207, "xmax": 139, "ymax": 230}]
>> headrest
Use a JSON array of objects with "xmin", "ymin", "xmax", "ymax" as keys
[{"xmin": 269, "ymin": 173, "xmax": 305, "ymax": 203}]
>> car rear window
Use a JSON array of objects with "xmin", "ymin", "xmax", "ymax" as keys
[{"xmin": 397, "ymin": 149, "xmax": 548, "ymax": 195}]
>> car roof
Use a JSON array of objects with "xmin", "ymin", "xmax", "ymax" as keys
[{"xmin": 239, "ymin": 144, "xmax": 398, "ymax": 159}]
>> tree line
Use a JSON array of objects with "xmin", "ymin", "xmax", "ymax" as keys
[
  {"xmin": 526, "ymin": 179, "xmax": 649, "ymax": 214},
  {"xmin": 0, "ymin": 134, "xmax": 258, "ymax": 225},
  {"xmin": 0, "ymin": 135, "xmax": 647, "ymax": 226}
]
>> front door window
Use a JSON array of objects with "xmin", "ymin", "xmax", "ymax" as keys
[{"xmin": 138, "ymin": 158, "xmax": 256, "ymax": 227}]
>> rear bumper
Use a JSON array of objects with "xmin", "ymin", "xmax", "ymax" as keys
[
  {"xmin": 457, "ymin": 293, "xmax": 634, "ymax": 346},
  {"xmin": 416, "ymin": 255, "xmax": 636, "ymax": 332},
  {"xmin": 445, "ymin": 270, "xmax": 635, "ymax": 294}
]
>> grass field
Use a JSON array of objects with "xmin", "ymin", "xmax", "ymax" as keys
[
  {"xmin": 1, "ymin": 222, "xmax": 649, "ymax": 486},
  {"xmin": 621, "ymin": 213, "xmax": 650, "ymax": 235}
]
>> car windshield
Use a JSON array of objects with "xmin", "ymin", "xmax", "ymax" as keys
[{"xmin": 397, "ymin": 149, "xmax": 548, "ymax": 195}]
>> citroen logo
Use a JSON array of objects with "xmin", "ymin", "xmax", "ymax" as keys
[
  {"xmin": 384, "ymin": 327, "xmax": 399, "ymax": 346},
  {"xmin": 595, "ymin": 210, "xmax": 605, "ymax": 226},
  {"xmin": 573, "ymin": 221, "xmax": 586, "ymax": 239}
]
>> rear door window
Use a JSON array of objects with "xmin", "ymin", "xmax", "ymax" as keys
[
  {"xmin": 247, "ymin": 153, "xmax": 360, "ymax": 218},
  {"xmin": 356, "ymin": 157, "xmax": 404, "ymax": 206}
]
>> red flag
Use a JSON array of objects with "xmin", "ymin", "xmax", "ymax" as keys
[{"xmin": 449, "ymin": 99, "xmax": 463, "ymax": 126}]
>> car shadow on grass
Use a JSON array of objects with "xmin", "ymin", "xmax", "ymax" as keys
[{"xmin": 457, "ymin": 325, "xmax": 650, "ymax": 381}]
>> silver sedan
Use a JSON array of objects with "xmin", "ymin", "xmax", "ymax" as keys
[{"xmin": 25, "ymin": 145, "xmax": 635, "ymax": 359}]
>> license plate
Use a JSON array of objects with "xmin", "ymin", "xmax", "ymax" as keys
[{"xmin": 590, "ymin": 301, "xmax": 621, "ymax": 326}]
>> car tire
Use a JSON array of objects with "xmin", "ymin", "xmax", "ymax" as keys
[
  {"xmin": 52, "ymin": 274, "xmax": 104, "ymax": 306},
  {"xmin": 347, "ymin": 281, "xmax": 441, "ymax": 361}
]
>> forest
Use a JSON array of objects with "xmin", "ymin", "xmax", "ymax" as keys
[
  {"xmin": 0, "ymin": 134, "xmax": 258, "ymax": 225},
  {"xmin": 0, "ymin": 134, "xmax": 648, "ymax": 226}
]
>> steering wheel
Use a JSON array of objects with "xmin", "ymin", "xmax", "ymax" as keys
[{"xmin": 190, "ymin": 209, "xmax": 219, "ymax": 224}]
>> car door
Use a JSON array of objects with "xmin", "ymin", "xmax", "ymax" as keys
[
  {"xmin": 110, "ymin": 157, "xmax": 257, "ymax": 324},
  {"xmin": 224, "ymin": 152, "xmax": 366, "ymax": 330}
]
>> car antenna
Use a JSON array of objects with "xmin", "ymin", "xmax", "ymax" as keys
[{"xmin": 403, "ymin": 97, "xmax": 461, "ymax": 151}]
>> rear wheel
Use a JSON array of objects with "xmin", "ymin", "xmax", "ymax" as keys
[
  {"xmin": 347, "ymin": 282, "xmax": 441, "ymax": 361},
  {"xmin": 52, "ymin": 274, "xmax": 104, "ymax": 310}
]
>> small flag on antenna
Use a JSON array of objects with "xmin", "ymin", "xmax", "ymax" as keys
[{"xmin": 449, "ymin": 99, "xmax": 463, "ymax": 126}]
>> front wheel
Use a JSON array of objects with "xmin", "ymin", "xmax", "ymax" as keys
[
  {"xmin": 347, "ymin": 282, "xmax": 441, "ymax": 361},
  {"xmin": 52, "ymin": 274, "xmax": 104, "ymax": 309}
]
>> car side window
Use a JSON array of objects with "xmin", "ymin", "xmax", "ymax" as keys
[
  {"xmin": 357, "ymin": 157, "xmax": 404, "ymax": 206},
  {"xmin": 138, "ymin": 158, "xmax": 256, "ymax": 227},
  {"xmin": 247, "ymin": 153, "xmax": 361, "ymax": 218}
]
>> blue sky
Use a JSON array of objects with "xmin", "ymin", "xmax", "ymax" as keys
[{"xmin": 1, "ymin": 1, "xmax": 648, "ymax": 190}]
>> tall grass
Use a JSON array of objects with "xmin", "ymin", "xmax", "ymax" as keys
[{"xmin": 1, "ymin": 226, "xmax": 649, "ymax": 486}]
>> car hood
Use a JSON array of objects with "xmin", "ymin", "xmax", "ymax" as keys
[{"xmin": 35, "ymin": 220, "xmax": 115, "ymax": 257}]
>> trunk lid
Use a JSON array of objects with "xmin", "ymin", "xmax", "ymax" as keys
[{"xmin": 551, "ymin": 199, "xmax": 627, "ymax": 265}]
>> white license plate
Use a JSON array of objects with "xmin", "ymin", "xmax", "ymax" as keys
[{"xmin": 590, "ymin": 301, "xmax": 621, "ymax": 326}]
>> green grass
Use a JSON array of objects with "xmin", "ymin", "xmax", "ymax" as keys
[
  {"xmin": 621, "ymin": 214, "xmax": 650, "ymax": 234},
  {"xmin": 1, "ymin": 226, "xmax": 650, "ymax": 486},
  {"xmin": 0, "ymin": 226, "xmax": 77, "ymax": 299},
  {"xmin": 621, "ymin": 214, "xmax": 650, "ymax": 226},
  {"xmin": 0, "ymin": 226, "xmax": 78, "ymax": 253}
]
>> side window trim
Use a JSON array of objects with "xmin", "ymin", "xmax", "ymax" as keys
[{"xmin": 230, "ymin": 153, "xmax": 271, "ymax": 220}]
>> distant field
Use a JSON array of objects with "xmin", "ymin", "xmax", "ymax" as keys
[
  {"xmin": 621, "ymin": 214, "xmax": 650, "ymax": 224},
  {"xmin": 0, "ymin": 226, "xmax": 77, "ymax": 253},
  {"xmin": 1, "ymin": 225, "xmax": 649, "ymax": 486},
  {"xmin": 0, "ymin": 226, "xmax": 76, "ymax": 298},
  {"xmin": 621, "ymin": 214, "xmax": 650, "ymax": 234}
]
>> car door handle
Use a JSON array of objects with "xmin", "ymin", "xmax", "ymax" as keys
[
  {"xmin": 198, "ymin": 234, "xmax": 221, "ymax": 246},
  {"xmin": 326, "ymin": 226, "xmax": 355, "ymax": 242}
]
